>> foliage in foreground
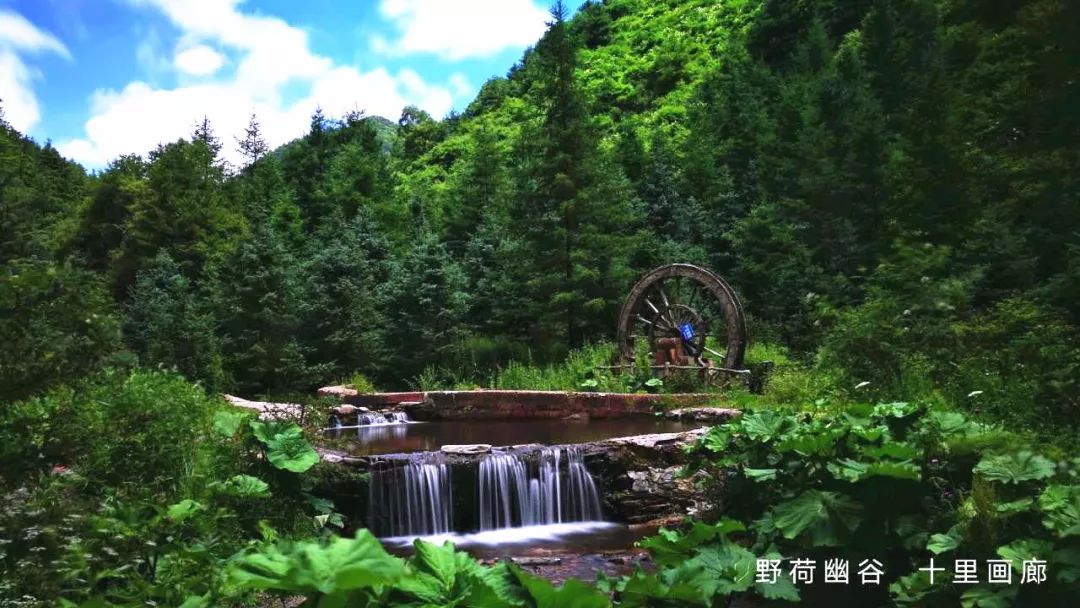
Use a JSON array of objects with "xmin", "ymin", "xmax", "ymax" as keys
[
  {"xmin": 227, "ymin": 532, "xmax": 609, "ymax": 608},
  {"xmin": 0, "ymin": 370, "xmax": 339, "ymax": 607},
  {"xmin": 627, "ymin": 403, "xmax": 1080, "ymax": 606}
]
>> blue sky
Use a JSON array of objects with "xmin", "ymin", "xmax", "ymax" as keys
[{"xmin": 0, "ymin": 0, "xmax": 582, "ymax": 169}]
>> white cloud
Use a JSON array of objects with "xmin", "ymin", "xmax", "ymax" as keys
[
  {"xmin": 377, "ymin": 0, "xmax": 549, "ymax": 60},
  {"xmin": 58, "ymin": 0, "xmax": 459, "ymax": 168},
  {"xmin": 174, "ymin": 43, "xmax": 225, "ymax": 76},
  {"xmin": 0, "ymin": 10, "xmax": 71, "ymax": 59},
  {"xmin": 449, "ymin": 73, "xmax": 472, "ymax": 98},
  {"xmin": 0, "ymin": 10, "xmax": 70, "ymax": 132}
]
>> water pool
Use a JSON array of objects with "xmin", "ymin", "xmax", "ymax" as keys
[{"xmin": 324, "ymin": 416, "xmax": 698, "ymax": 456}]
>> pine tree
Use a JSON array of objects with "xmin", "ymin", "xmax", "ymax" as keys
[
  {"xmin": 446, "ymin": 125, "xmax": 510, "ymax": 254},
  {"xmin": 509, "ymin": 1, "xmax": 636, "ymax": 352},
  {"xmin": 304, "ymin": 209, "xmax": 390, "ymax": 381},
  {"xmin": 192, "ymin": 116, "xmax": 223, "ymax": 161},
  {"xmin": 283, "ymin": 108, "xmax": 334, "ymax": 231},
  {"xmin": 236, "ymin": 112, "xmax": 270, "ymax": 168},
  {"xmin": 126, "ymin": 251, "xmax": 225, "ymax": 390},
  {"xmin": 214, "ymin": 221, "xmax": 328, "ymax": 394},
  {"xmin": 379, "ymin": 229, "xmax": 470, "ymax": 381},
  {"xmin": 114, "ymin": 137, "xmax": 245, "ymax": 294}
]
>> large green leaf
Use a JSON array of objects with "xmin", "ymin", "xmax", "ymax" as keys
[
  {"xmin": 740, "ymin": 411, "xmax": 791, "ymax": 443},
  {"xmin": 862, "ymin": 442, "xmax": 919, "ymax": 460},
  {"xmin": 777, "ymin": 428, "xmax": 842, "ymax": 456},
  {"xmin": 1037, "ymin": 484, "xmax": 1080, "ymax": 537},
  {"xmin": 927, "ymin": 411, "xmax": 975, "ymax": 436},
  {"xmin": 638, "ymin": 519, "xmax": 745, "ymax": 566},
  {"xmin": 974, "ymin": 451, "xmax": 1056, "ymax": 484},
  {"xmin": 213, "ymin": 408, "xmax": 249, "ymax": 438},
  {"xmin": 166, "ymin": 498, "xmax": 201, "ymax": 523},
  {"xmin": 959, "ymin": 585, "xmax": 1017, "ymax": 608},
  {"xmin": 753, "ymin": 551, "xmax": 800, "ymax": 601},
  {"xmin": 927, "ymin": 532, "xmax": 960, "ymax": 555},
  {"xmin": 395, "ymin": 539, "xmax": 497, "ymax": 605},
  {"xmin": 460, "ymin": 560, "xmax": 525, "ymax": 608},
  {"xmin": 212, "ymin": 474, "xmax": 271, "ymax": 498},
  {"xmin": 872, "ymin": 402, "xmax": 917, "ymax": 418},
  {"xmin": 864, "ymin": 460, "xmax": 921, "ymax": 481},
  {"xmin": 827, "ymin": 458, "xmax": 868, "ymax": 482},
  {"xmin": 996, "ymin": 538, "xmax": 1054, "ymax": 573},
  {"xmin": 828, "ymin": 458, "xmax": 920, "ymax": 482},
  {"xmin": 249, "ymin": 419, "xmax": 294, "ymax": 444},
  {"xmin": 995, "ymin": 497, "xmax": 1034, "ymax": 516},
  {"xmin": 264, "ymin": 426, "xmax": 320, "ymax": 473},
  {"xmin": 770, "ymin": 490, "xmax": 863, "ymax": 547},
  {"xmin": 701, "ymin": 427, "xmax": 731, "ymax": 453},
  {"xmin": 687, "ymin": 543, "xmax": 757, "ymax": 596},
  {"xmin": 743, "ymin": 467, "xmax": 778, "ymax": 482},
  {"xmin": 228, "ymin": 530, "xmax": 404, "ymax": 594},
  {"xmin": 618, "ymin": 570, "xmax": 707, "ymax": 607},
  {"xmin": 509, "ymin": 564, "xmax": 610, "ymax": 608}
]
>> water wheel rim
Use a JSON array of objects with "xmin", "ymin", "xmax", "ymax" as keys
[{"xmin": 616, "ymin": 263, "xmax": 747, "ymax": 371}]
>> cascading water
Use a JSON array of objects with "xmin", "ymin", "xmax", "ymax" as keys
[
  {"xmin": 366, "ymin": 445, "xmax": 605, "ymax": 542},
  {"xmin": 359, "ymin": 411, "xmax": 411, "ymax": 425},
  {"xmin": 368, "ymin": 452, "xmax": 453, "ymax": 537},
  {"xmin": 478, "ymin": 447, "xmax": 602, "ymax": 531}
]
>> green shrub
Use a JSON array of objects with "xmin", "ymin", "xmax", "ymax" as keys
[
  {"xmin": 0, "ymin": 369, "xmax": 334, "ymax": 607},
  {"xmin": 1, "ymin": 369, "xmax": 230, "ymax": 495},
  {"xmin": 0, "ymin": 260, "xmax": 121, "ymax": 403},
  {"xmin": 346, "ymin": 371, "xmax": 378, "ymax": 393},
  {"xmin": 947, "ymin": 298, "xmax": 1080, "ymax": 441}
]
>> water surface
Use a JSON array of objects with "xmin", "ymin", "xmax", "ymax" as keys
[{"xmin": 325, "ymin": 417, "xmax": 698, "ymax": 456}]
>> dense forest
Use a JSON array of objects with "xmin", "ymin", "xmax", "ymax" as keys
[{"xmin": 2, "ymin": 0, "xmax": 1079, "ymax": 605}]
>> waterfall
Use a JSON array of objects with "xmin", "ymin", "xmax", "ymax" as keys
[
  {"xmin": 358, "ymin": 411, "xmax": 411, "ymax": 426},
  {"xmin": 368, "ymin": 452, "xmax": 452, "ymax": 537},
  {"xmin": 478, "ymin": 447, "xmax": 602, "ymax": 531},
  {"xmin": 359, "ymin": 413, "xmax": 387, "ymax": 425},
  {"xmin": 329, "ymin": 414, "xmax": 343, "ymax": 429}
]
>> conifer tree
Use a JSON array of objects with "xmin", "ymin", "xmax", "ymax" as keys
[
  {"xmin": 236, "ymin": 112, "xmax": 270, "ymax": 168},
  {"xmin": 126, "ymin": 251, "xmax": 224, "ymax": 390},
  {"xmin": 379, "ymin": 228, "xmax": 469, "ymax": 380},
  {"xmin": 510, "ymin": 1, "xmax": 635, "ymax": 352}
]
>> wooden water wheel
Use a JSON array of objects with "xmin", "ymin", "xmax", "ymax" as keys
[{"xmin": 615, "ymin": 264, "xmax": 748, "ymax": 378}]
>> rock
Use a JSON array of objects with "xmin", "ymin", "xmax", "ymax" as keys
[
  {"xmin": 511, "ymin": 557, "xmax": 563, "ymax": 566},
  {"xmin": 664, "ymin": 407, "xmax": 741, "ymax": 424},
  {"xmin": 441, "ymin": 444, "xmax": 492, "ymax": 455},
  {"xmin": 602, "ymin": 427, "xmax": 709, "ymax": 451},
  {"xmin": 318, "ymin": 385, "xmax": 359, "ymax": 398},
  {"xmin": 223, "ymin": 394, "xmax": 302, "ymax": 420},
  {"xmin": 332, "ymin": 404, "xmax": 370, "ymax": 415}
]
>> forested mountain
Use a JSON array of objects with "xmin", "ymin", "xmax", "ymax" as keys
[{"xmin": 2, "ymin": 0, "xmax": 1078, "ymax": 435}]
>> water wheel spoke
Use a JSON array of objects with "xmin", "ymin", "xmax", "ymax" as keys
[
  {"xmin": 617, "ymin": 263, "xmax": 746, "ymax": 371},
  {"xmin": 703, "ymin": 345, "xmax": 727, "ymax": 360}
]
